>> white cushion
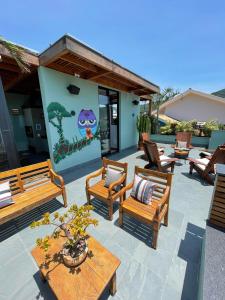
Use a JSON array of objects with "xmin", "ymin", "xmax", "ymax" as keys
[
  {"xmin": 0, "ymin": 181, "xmax": 14, "ymax": 208},
  {"xmin": 195, "ymin": 158, "xmax": 209, "ymax": 171},
  {"xmin": 160, "ymin": 155, "xmax": 171, "ymax": 166},
  {"xmin": 104, "ymin": 167, "xmax": 123, "ymax": 191},
  {"xmin": 177, "ymin": 141, "xmax": 187, "ymax": 148}
]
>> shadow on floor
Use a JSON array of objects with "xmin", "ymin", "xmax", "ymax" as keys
[
  {"xmin": 114, "ymin": 214, "xmax": 154, "ymax": 246},
  {"xmin": 60, "ymin": 147, "xmax": 138, "ymax": 185},
  {"xmin": 33, "ymin": 272, "xmax": 57, "ymax": 300},
  {"xmin": 178, "ymin": 222, "xmax": 205, "ymax": 300},
  {"xmin": 0, "ymin": 199, "xmax": 63, "ymax": 242},
  {"xmin": 90, "ymin": 198, "xmax": 119, "ymax": 220},
  {"xmin": 181, "ymin": 172, "xmax": 212, "ymax": 186}
]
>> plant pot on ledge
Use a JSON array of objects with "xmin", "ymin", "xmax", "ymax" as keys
[{"xmin": 31, "ymin": 204, "xmax": 98, "ymax": 268}]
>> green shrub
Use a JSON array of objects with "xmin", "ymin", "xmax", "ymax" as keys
[
  {"xmin": 203, "ymin": 120, "xmax": 219, "ymax": 137},
  {"xmin": 160, "ymin": 124, "xmax": 173, "ymax": 135},
  {"xmin": 136, "ymin": 114, "xmax": 151, "ymax": 133},
  {"xmin": 175, "ymin": 120, "xmax": 194, "ymax": 133}
]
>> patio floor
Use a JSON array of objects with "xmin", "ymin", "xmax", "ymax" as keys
[{"xmin": 0, "ymin": 144, "xmax": 214, "ymax": 300}]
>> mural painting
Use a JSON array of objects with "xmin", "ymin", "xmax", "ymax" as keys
[{"xmin": 47, "ymin": 102, "xmax": 100, "ymax": 164}]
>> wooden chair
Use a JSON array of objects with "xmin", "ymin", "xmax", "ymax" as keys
[
  {"xmin": 188, "ymin": 146, "xmax": 225, "ymax": 185},
  {"xmin": 172, "ymin": 132, "xmax": 193, "ymax": 149},
  {"xmin": 86, "ymin": 158, "xmax": 128, "ymax": 220},
  {"xmin": 119, "ymin": 166, "xmax": 173, "ymax": 249},
  {"xmin": 143, "ymin": 141, "xmax": 178, "ymax": 172},
  {"xmin": 199, "ymin": 143, "xmax": 225, "ymax": 159},
  {"xmin": 141, "ymin": 132, "xmax": 164, "ymax": 154}
]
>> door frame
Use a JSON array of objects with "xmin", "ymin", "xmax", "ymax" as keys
[{"xmin": 98, "ymin": 86, "xmax": 120, "ymax": 156}]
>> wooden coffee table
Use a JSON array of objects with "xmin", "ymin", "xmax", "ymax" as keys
[{"xmin": 32, "ymin": 235, "xmax": 120, "ymax": 300}]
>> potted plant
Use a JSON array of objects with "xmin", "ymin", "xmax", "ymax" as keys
[
  {"xmin": 136, "ymin": 114, "xmax": 151, "ymax": 150},
  {"xmin": 31, "ymin": 204, "xmax": 98, "ymax": 267}
]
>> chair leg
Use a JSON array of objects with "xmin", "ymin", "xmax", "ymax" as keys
[
  {"xmin": 189, "ymin": 162, "xmax": 194, "ymax": 174},
  {"xmin": 62, "ymin": 188, "xmax": 67, "ymax": 208},
  {"xmin": 164, "ymin": 209, "xmax": 169, "ymax": 226},
  {"xmin": 171, "ymin": 162, "xmax": 175, "ymax": 173},
  {"xmin": 86, "ymin": 189, "xmax": 91, "ymax": 204},
  {"xmin": 152, "ymin": 221, "xmax": 159, "ymax": 249},
  {"xmin": 119, "ymin": 206, "xmax": 123, "ymax": 227},
  {"xmin": 108, "ymin": 202, "xmax": 113, "ymax": 221}
]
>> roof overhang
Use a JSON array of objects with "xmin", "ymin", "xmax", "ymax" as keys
[
  {"xmin": 39, "ymin": 35, "xmax": 159, "ymax": 96},
  {"xmin": 0, "ymin": 44, "xmax": 39, "ymax": 91}
]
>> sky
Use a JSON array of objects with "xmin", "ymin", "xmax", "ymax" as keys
[{"xmin": 1, "ymin": 0, "xmax": 225, "ymax": 93}]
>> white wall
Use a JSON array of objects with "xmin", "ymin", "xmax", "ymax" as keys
[
  {"xmin": 120, "ymin": 92, "xmax": 140, "ymax": 150},
  {"xmin": 163, "ymin": 94, "xmax": 225, "ymax": 123}
]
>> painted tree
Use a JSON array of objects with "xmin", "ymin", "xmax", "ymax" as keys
[
  {"xmin": 47, "ymin": 102, "xmax": 74, "ymax": 144},
  {"xmin": 152, "ymin": 87, "xmax": 179, "ymax": 133}
]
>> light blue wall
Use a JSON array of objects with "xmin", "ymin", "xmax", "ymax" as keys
[
  {"xmin": 38, "ymin": 66, "xmax": 102, "ymax": 171},
  {"xmin": 120, "ymin": 93, "xmax": 140, "ymax": 150},
  {"xmin": 6, "ymin": 93, "xmax": 29, "ymax": 151},
  {"xmin": 208, "ymin": 130, "xmax": 225, "ymax": 149},
  {"xmin": 38, "ymin": 66, "xmax": 140, "ymax": 171}
]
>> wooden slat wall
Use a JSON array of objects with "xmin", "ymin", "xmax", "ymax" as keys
[{"xmin": 209, "ymin": 175, "xmax": 225, "ymax": 228}]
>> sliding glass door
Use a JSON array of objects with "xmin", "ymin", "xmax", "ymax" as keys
[{"xmin": 98, "ymin": 87, "xmax": 119, "ymax": 155}]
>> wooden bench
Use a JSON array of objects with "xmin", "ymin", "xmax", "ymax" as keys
[{"xmin": 0, "ymin": 160, "xmax": 67, "ymax": 225}]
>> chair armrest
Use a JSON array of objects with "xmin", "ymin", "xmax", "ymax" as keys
[
  {"xmin": 86, "ymin": 167, "xmax": 104, "ymax": 189},
  {"xmin": 108, "ymin": 174, "xmax": 127, "ymax": 197},
  {"xmin": 155, "ymin": 186, "xmax": 170, "ymax": 215},
  {"xmin": 187, "ymin": 158, "xmax": 208, "ymax": 166},
  {"xmin": 119, "ymin": 182, "xmax": 134, "ymax": 203},
  {"xmin": 49, "ymin": 169, "xmax": 65, "ymax": 188},
  {"xmin": 160, "ymin": 158, "xmax": 179, "ymax": 162}
]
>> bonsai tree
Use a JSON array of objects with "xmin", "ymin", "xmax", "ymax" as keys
[
  {"xmin": 47, "ymin": 102, "xmax": 75, "ymax": 144},
  {"xmin": 31, "ymin": 204, "xmax": 98, "ymax": 258},
  {"xmin": 152, "ymin": 88, "xmax": 179, "ymax": 133}
]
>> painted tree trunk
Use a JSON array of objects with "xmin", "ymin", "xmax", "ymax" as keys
[{"xmin": 0, "ymin": 76, "xmax": 20, "ymax": 169}]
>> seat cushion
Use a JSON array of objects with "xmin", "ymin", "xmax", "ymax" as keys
[
  {"xmin": 130, "ymin": 174, "xmax": 155, "ymax": 204},
  {"xmin": 88, "ymin": 180, "xmax": 120, "ymax": 201},
  {"xmin": 160, "ymin": 155, "xmax": 171, "ymax": 167},
  {"xmin": 195, "ymin": 158, "xmax": 209, "ymax": 171},
  {"xmin": 0, "ymin": 182, "xmax": 62, "ymax": 225},
  {"xmin": 177, "ymin": 141, "xmax": 187, "ymax": 148},
  {"xmin": 0, "ymin": 181, "xmax": 14, "ymax": 208},
  {"xmin": 104, "ymin": 167, "xmax": 123, "ymax": 191}
]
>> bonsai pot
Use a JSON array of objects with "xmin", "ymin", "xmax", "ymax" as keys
[{"xmin": 61, "ymin": 239, "xmax": 88, "ymax": 268}]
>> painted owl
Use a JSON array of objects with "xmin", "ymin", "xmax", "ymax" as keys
[{"xmin": 78, "ymin": 109, "xmax": 97, "ymax": 139}]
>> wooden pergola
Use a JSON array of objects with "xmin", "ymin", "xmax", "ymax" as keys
[{"xmin": 39, "ymin": 35, "xmax": 159, "ymax": 96}]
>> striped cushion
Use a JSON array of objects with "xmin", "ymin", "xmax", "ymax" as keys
[
  {"xmin": 0, "ymin": 181, "xmax": 14, "ymax": 208},
  {"xmin": 130, "ymin": 175, "xmax": 156, "ymax": 205}
]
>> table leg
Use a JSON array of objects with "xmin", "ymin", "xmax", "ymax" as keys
[
  {"xmin": 109, "ymin": 273, "xmax": 117, "ymax": 296},
  {"xmin": 40, "ymin": 271, "xmax": 46, "ymax": 282}
]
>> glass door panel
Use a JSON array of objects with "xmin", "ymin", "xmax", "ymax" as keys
[{"xmin": 98, "ymin": 87, "xmax": 119, "ymax": 155}]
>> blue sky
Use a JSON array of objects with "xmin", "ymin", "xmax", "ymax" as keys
[{"xmin": 1, "ymin": 0, "xmax": 225, "ymax": 93}]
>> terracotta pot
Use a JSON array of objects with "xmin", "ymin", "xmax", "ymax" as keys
[{"xmin": 61, "ymin": 240, "xmax": 88, "ymax": 268}]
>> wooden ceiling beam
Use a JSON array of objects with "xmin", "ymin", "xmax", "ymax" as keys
[
  {"xmin": 92, "ymin": 76, "xmax": 130, "ymax": 92},
  {"xmin": 0, "ymin": 62, "xmax": 20, "ymax": 73},
  {"xmin": 85, "ymin": 71, "xmax": 111, "ymax": 80},
  {"xmin": 60, "ymin": 53, "xmax": 101, "ymax": 73}
]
